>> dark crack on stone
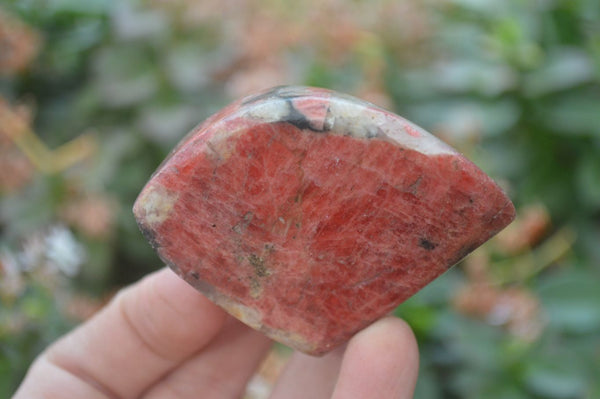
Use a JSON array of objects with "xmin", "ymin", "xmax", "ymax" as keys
[{"xmin": 284, "ymin": 99, "xmax": 329, "ymax": 133}]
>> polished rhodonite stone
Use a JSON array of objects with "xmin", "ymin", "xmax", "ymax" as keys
[{"xmin": 133, "ymin": 86, "xmax": 515, "ymax": 355}]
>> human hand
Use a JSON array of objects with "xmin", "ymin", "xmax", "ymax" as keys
[{"xmin": 14, "ymin": 268, "xmax": 419, "ymax": 398}]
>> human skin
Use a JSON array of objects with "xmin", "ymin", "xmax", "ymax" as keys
[{"xmin": 13, "ymin": 267, "xmax": 419, "ymax": 399}]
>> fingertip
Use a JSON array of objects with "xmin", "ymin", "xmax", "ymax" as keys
[
  {"xmin": 333, "ymin": 317, "xmax": 419, "ymax": 399},
  {"xmin": 351, "ymin": 316, "xmax": 419, "ymax": 367},
  {"xmin": 147, "ymin": 267, "xmax": 224, "ymax": 320}
]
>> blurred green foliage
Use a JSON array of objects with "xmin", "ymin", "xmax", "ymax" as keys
[{"xmin": 1, "ymin": 0, "xmax": 599, "ymax": 397}]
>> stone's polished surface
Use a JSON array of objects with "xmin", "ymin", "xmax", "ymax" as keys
[{"xmin": 134, "ymin": 86, "xmax": 515, "ymax": 355}]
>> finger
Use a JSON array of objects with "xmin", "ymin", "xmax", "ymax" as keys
[
  {"xmin": 332, "ymin": 317, "xmax": 419, "ymax": 399},
  {"xmin": 12, "ymin": 355, "xmax": 111, "ymax": 399},
  {"xmin": 143, "ymin": 318, "xmax": 272, "ymax": 399},
  {"xmin": 269, "ymin": 345, "xmax": 345, "ymax": 399},
  {"xmin": 14, "ymin": 268, "xmax": 228, "ymax": 399}
]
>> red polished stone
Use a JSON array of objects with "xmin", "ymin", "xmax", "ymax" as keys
[{"xmin": 133, "ymin": 86, "xmax": 515, "ymax": 355}]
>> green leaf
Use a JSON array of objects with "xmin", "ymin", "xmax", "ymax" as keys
[
  {"xmin": 92, "ymin": 46, "xmax": 158, "ymax": 108},
  {"xmin": 540, "ymin": 92, "xmax": 600, "ymax": 137},
  {"xmin": 48, "ymin": 0, "xmax": 113, "ymax": 14},
  {"xmin": 136, "ymin": 103, "xmax": 197, "ymax": 145},
  {"xmin": 525, "ymin": 48, "xmax": 595, "ymax": 96},
  {"xmin": 445, "ymin": 0, "xmax": 506, "ymax": 15},
  {"xmin": 525, "ymin": 356, "xmax": 587, "ymax": 398},
  {"xmin": 110, "ymin": 2, "xmax": 169, "ymax": 42},
  {"xmin": 407, "ymin": 99, "xmax": 520, "ymax": 138},
  {"xmin": 432, "ymin": 60, "xmax": 517, "ymax": 96},
  {"xmin": 576, "ymin": 150, "xmax": 600, "ymax": 209},
  {"xmin": 536, "ymin": 271, "xmax": 600, "ymax": 333},
  {"xmin": 164, "ymin": 43, "xmax": 213, "ymax": 93}
]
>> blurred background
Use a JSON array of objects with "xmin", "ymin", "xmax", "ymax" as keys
[{"xmin": 1, "ymin": 0, "xmax": 599, "ymax": 397}]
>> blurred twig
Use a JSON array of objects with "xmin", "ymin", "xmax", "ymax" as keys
[
  {"xmin": 490, "ymin": 227, "xmax": 577, "ymax": 285},
  {"xmin": 0, "ymin": 100, "xmax": 97, "ymax": 174}
]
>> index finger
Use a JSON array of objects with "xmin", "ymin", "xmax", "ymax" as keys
[{"xmin": 14, "ymin": 268, "xmax": 227, "ymax": 399}]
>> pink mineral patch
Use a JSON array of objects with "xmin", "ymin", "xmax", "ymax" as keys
[{"xmin": 133, "ymin": 86, "xmax": 515, "ymax": 355}]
